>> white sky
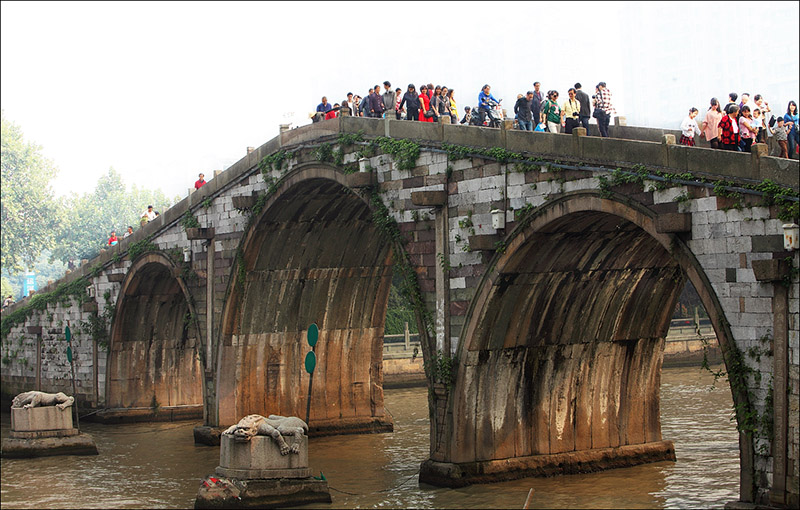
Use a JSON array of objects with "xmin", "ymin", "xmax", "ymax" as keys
[{"xmin": 2, "ymin": 1, "xmax": 798, "ymax": 200}]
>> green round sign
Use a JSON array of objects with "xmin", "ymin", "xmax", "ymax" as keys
[
  {"xmin": 65, "ymin": 326, "xmax": 71, "ymax": 342},
  {"xmin": 304, "ymin": 351, "xmax": 316, "ymax": 374},
  {"xmin": 307, "ymin": 323, "xmax": 319, "ymax": 347}
]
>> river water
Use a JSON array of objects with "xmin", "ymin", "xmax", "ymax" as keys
[{"xmin": 0, "ymin": 366, "xmax": 739, "ymax": 509}]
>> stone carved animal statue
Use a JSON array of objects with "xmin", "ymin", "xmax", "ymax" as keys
[
  {"xmin": 222, "ymin": 414, "xmax": 308, "ymax": 455},
  {"xmin": 12, "ymin": 391, "xmax": 74, "ymax": 410}
]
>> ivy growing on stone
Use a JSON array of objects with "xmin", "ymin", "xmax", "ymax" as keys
[
  {"xmin": 128, "ymin": 236, "xmax": 159, "ymax": 261},
  {"xmin": 375, "ymin": 137, "xmax": 420, "ymax": 171},
  {"xmin": 259, "ymin": 150, "xmax": 292, "ymax": 174},
  {"xmin": 180, "ymin": 210, "xmax": 201, "ymax": 230}
]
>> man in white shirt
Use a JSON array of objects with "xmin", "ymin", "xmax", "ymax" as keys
[{"xmin": 142, "ymin": 205, "xmax": 157, "ymax": 222}]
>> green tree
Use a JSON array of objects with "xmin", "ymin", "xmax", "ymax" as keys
[
  {"xmin": 384, "ymin": 271, "xmax": 419, "ymax": 335},
  {"xmin": 50, "ymin": 167, "xmax": 175, "ymax": 263},
  {"xmin": 0, "ymin": 111, "xmax": 60, "ymax": 274},
  {"xmin": 1, "ymin": 276, "xmax": 13, "ymax": 300}
]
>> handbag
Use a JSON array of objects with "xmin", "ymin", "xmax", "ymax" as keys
[
  {"xmin": 592, "ymin": 107, "xmax": 602, "ymax": 119},
  {"xmin": 424, "ymin": 108, "xmax": 435, "ymax": 118}
]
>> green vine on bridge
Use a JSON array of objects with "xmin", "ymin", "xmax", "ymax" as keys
[
  {"xmin": 1, "ymin": 276, "xmax": 91, "ymax": 342},
  {"xmin": 128, "ymin": 235, "xmax": 159, "ymax": 261},
  {"xmin": 700, "ymin": 329, "xmax": 774, "ymax": 459},
  {"xmin": 375, "ymin": 137, "xmax": 420, "ymax": 171},
  {"xmin": 259, "ymin": 150, "xmax": 293, "ymax": 175},
  {"xmin": 179, "ymin": 210, "xmax": 201, "ymax": 230},
  {"xmin": 425, "ymin": 349, "xmax": 457, "ymax": 390}
]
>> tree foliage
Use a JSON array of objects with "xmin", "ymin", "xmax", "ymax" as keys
[
  {"xmin": 1, "ymin": 111, "xmax": 60, "ymax": 274},
  {"xmin": 1, "ymin": 113, "xmax": 178, "ymax": 273},
  {"xmin": 385, "ymin": 270, "xmax": 419, "ymax": 335},
  {"xmin": 49, "ymin": 167, "xmax": 176, "ymax": 263}
]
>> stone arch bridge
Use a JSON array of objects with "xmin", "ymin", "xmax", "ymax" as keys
[{"xmin": 2, "ymin": 116, "xmax": 798, "ymax": 506}]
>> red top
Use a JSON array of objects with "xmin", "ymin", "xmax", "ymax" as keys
[
  {"xmin": 325, "ymin": 110, "xmax": 338, "ymax": 120},
  {"xmin": 108, "ymin": 235, "xmax": 118, "ymax": 246},
  {"xmin": 195, "ymin": 179, "xmax": 206, "ymax": 190}
]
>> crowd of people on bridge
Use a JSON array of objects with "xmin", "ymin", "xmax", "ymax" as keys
[
  {"xmin": 314, "ymin": 79, "xmax": 618, "ymax": 137},
  {"xmin": 682, "ymin": 93, "xmax": 798, "ymax": 158},
  {"xmin": 314, "ymin": 79, "xmax": 798, "ymax": 158}
]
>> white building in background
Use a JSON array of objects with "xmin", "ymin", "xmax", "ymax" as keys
[{"xmin": 619, "ymin": 2, "xmax": 799, "ymax": 130}]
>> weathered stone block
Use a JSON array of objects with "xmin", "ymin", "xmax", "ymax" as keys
[
  {"xmin": 217, "ymin": 434, "xmax": 310, "ymax": 479},
  {"xmin": 411, "ymin": 190, "xmax": 447, "ymax": 206},
  {"xmin": 751, "ymin": 235, "xmax": 784, "ymax": 253},
  {"xmin": 655, "ymin": 213, "xmax": 692, "ymax": 233},
  {"xmin": 186, "ymin": 227, "xmax": 216, "ymax": 240},
  {"xmin": 752, "ymin": 259, "xmax": 790, "ymax": 282}
]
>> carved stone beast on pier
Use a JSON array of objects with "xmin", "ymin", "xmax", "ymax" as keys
[{"xmin": 222, "ymin": 414, "xmax": 308, "ymax": 455}]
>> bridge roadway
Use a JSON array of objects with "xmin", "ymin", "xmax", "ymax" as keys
[{"xmin": 1, "ymin": 116, "xmax": 798, "ymax": 506}]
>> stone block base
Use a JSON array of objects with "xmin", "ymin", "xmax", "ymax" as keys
[
  {"xmin": 218, "ymin": 435, "xmax": 308, "ymax": 478},
  {"xmin": 12, "ymin": 406, "xmax": 73, "ymax": 431},
  {"xmin": 194, "ymin": 476, "xmax": 331, "ymax": 509},
  {"xmin": 10, "ymin": 428, "xmax": 79, "ymax": 439},
  {"xmin": 419, "ymin": 440, "xmax": 676, "ymax": 487},
  {"xmin": 1, "ymin": 433, "xmax": 99, "ymax": 458}
]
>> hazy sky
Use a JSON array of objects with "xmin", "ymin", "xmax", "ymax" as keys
[{"xmin": 2, "ymin": 1, "xmax": 798, "ymax": 201}]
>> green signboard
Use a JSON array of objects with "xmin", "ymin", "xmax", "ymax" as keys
[
  {"xmin": 67, "ymin": 345, "xmax": 73, "ymax": 363},
  {"xmin": 304, "ymin": 351, "xmax": 316, "ymax": 374},
  {"xmin": 65, "ymin": 325, "xmax": 71, "ymax": 342},
  {"xmin": 307, "ymin": 323, "xmax": 319, "ymax": 347}
]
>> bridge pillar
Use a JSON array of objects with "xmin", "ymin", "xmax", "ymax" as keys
[{"xmin": 753, "ymin": 258, "xmax": 795, "ymax": 507}]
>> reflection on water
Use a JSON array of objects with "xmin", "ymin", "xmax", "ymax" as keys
[{"xmin": 0, "ymin": 366, "xmax": 739, "ymax": 509}]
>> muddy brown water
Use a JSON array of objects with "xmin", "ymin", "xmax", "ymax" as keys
[{"xmin": 0, "ymin": 366, "xmax": 739, "ymax": 509}]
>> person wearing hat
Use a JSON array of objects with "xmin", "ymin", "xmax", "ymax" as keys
[{"xmin": 195, "ymin": 173, "xmax": 206, "ymax": 190}]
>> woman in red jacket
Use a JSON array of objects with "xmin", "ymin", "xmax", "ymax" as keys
[
  {"xmin": 418, "ymin": 85, "xmax": 434, "ymax": 122},
  {"xmin": 717, "ymin": 104, "xmax": 741, "ymax": 151}
]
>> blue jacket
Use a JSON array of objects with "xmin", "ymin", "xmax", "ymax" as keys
[
  {"xmin": 478, "ymin": 90, "xmax": 499, "ymax": 109},
  {"xmin": 316, "ymin": 102, "xmax": 332, "ymax": 113}
]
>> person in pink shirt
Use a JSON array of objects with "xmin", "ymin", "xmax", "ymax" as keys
[
  {"xmin": 701, "ymin": 98, "xmax": 723, "ymax": 149},
  {"xmin": 738, "ymin": 105, "xmax": 758, "ymax": 153}
]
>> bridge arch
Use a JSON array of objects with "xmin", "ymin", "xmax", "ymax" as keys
[
  {"xmin": 106, "ymin": 251, "xmax": 204, "ymax": 416},
  {"xmin": 215, "ymin": 163, "xmax": 419, "ymax": 433},
  {"xmin": 424, "ymin": 191, "xmax": 751, "ymax": 491}
]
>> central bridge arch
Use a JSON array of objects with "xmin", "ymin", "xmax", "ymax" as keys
[
  {"xmin": 422, "ymin": 192, "xmax": 751, "ymax": 489},
  {"xmin": 216, "ymin": 164, "xmax": 399, "ymax": 434}
]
